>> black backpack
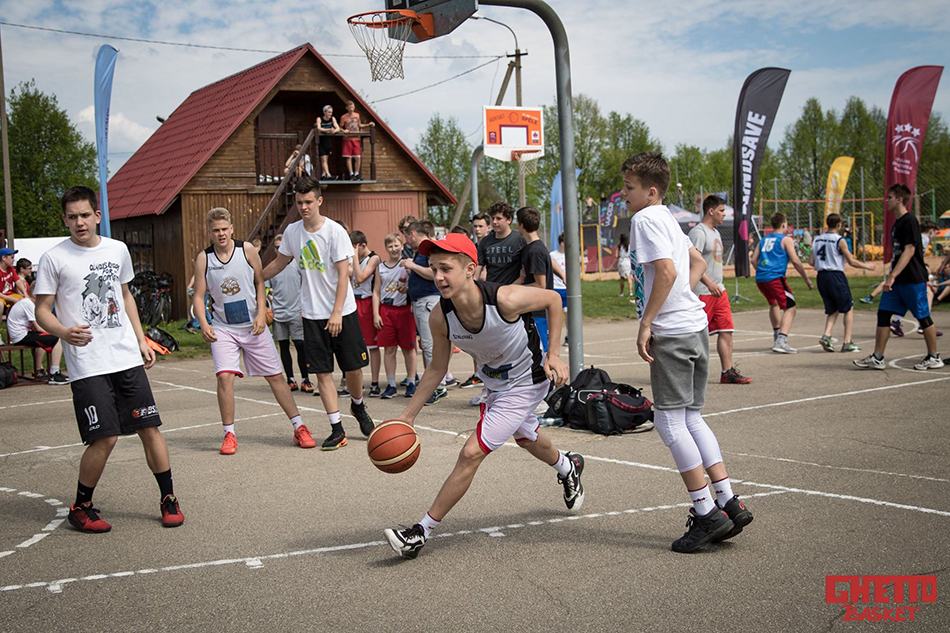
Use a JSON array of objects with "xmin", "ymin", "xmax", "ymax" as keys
[
  {"xmin": 543, "ymin": 366, "xmax": 612, "ymax": 430},
  {"xmin": 146, "ymin": 327, "xmax": 180, "ymax": 352},
  {"xmin": 0, "ymin": 363, "xmax": 17, "ymax": 389},
  {"xmin": 585, "ymin": 384, "xmax": 654, "ymax": 435}
]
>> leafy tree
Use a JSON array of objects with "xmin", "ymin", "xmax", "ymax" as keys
[
  {"xmin": 413, "ymin": 114, "xmax": 471, "ymax": 225},
  {"xmin": 1, "ymin": 81, "xmax": 97, "ymax": 238}
]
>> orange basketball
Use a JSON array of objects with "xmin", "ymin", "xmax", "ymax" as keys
[{"xmin": 367, "ymin": 420, "xmax": 420, "ymax": 474}]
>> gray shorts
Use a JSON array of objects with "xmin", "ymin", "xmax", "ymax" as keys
[
  {"xmin": 272, "ymin": 317, "xmax": 304, "ymax": 341},
  {"xmin": 648, "ymin": 328, "xmax": 709, "ymax": 410}
]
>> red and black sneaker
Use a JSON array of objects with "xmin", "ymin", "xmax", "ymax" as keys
[
  {"xmin": 160, "ymin": 494, "xmax": 184, "ymax": 527},
  {"xmin": 68, "ymin": 502, "xmax": 112, "ymax": 533}
]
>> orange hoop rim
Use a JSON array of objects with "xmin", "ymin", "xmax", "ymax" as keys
[
  {"xmin": 347, "ymin": 9, "xmax": 419, "ymax": 29},
  {"xmin": 511, "ymin": 149, "xmax": 542, "ymax": 161}
]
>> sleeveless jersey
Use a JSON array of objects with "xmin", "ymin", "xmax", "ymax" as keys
[
  {"xmin": 352, "ymin": 252, "xmax": 376, "ymax": 298},
  {"xmin": 441, "ymin": 281, "xmax": 547, "ymax": 392},
  {"xmin": 377, "ymin": 261, "xmax": 408, "ymax": 306},
  {"xmin": 205, "ymin": 240, "xmax": 258, "ymax": 331},
  {"xmin": 812, "ymin": 232, "xmax": 845, "ymax": 272},
  {"xmin": 756, "ymin": 233, "xmax": 789, "ymax": 282}
]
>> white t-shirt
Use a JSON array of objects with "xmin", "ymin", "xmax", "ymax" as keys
[
  {"xmin": 630, "ymin": 205, "xmax": 707, "ymax": 335},
  {"xmin": 6, "ymin": 297, "xmax": 35, "ymax": 344},
  {"xmin": 278, "ymin": 218, "xmax": 356, "ymax": 320},
  {"xmin": 550, "ymin": 249, "xmax": 566, "ymax": 290},
  {"xmin": 34, "ymin": 237, "xmax": 142, "ymax": 381}
]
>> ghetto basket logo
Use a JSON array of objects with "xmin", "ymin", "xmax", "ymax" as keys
[
  {"xmin": 891, "ymin": 122, "xmax": 922, "ymax": 161},
  {"xmin": 826, "ymin": 575, "xmax": 936, "ymax": 623},
  {"xmin": 220, "ymin": 277, "xmax": 241, "ymax": 296}
]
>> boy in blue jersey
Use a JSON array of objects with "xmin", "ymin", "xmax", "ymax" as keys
[{"xmin": 751, "ymin": 213, "xmax": 813, "ymax": 353}]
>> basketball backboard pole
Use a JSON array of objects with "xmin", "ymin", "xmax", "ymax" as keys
[
  {"xmin": 470, "ymin": 144, "xmax": 484, "ymax": 222},
  {"xmin": 480, "ymin": 0, "xmax": 583, "ymax": 379}
]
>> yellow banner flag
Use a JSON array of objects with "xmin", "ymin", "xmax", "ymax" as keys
[{"xmin": 824, "ymin": 156, "xmax": 854, "ymax": 221}]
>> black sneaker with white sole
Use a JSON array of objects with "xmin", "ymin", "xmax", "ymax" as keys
[
  {"xmin": 558, "ymin": 452, "xmax": 585, "ymax": 510},
  {"xmin": 351, "ymin": 401, "xmax": 375, "ymax": 436},
  {"xmin": 713, "ymin": 495, "xmax": 753, "ymax": 542},
  {"xmin": 671, "ymin": 506, "xmax": 734, "ymax": 553},
  {"xmin": 384, "ymin": 524, "xmax": 427, "ymax": 559}
]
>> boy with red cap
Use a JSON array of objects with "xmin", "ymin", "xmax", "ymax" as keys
[{"xmin": 383, "ymin": 233, "xmax": 584, "ymax": 559}]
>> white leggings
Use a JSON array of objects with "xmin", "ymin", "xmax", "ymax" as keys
[{"xmin": 654, "ymin": 408, "xmax": 723, "ymax": 473}]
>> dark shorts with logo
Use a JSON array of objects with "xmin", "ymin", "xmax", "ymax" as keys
[
  {"xmin": 71, "ymin": 366, "xmax": 162, "ymax": 445},
  {"xmin": 303, "ymin": 311, "xmax": 369, "ymax": 374}
]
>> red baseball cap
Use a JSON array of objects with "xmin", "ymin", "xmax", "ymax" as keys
[{"xmin": 417, "ymin": 233, "xmax": 478, "ymax": 265}]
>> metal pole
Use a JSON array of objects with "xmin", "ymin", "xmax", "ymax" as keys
[
  {"xmin": 515, "ymin": 46, "xmax": 526, "ymax": 208},
  {"xmin": 861, "ymin": 166, "xmax": 866, "ymax": 263},
  {"xmin": 469, "ymin": 144, "xmax": 483, "ymax": 222},
  {"xmin": 0, "ymin": 26, "xmax": 14, "ymax": 249},
  {"xmin": 773, "ymin": 177, "xmax": 778, "ymax": 218},
  {"xmin": 482, "ymin": 0, "xmax": 583, "ymax": 378}
]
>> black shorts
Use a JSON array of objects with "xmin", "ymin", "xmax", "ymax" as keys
[
  {"xmin": 71, "ymin": 366, "xmax": 162, "ymax": 445},
  {"xmin": 817, "ymin": 270, "xmax": 853, "ymax": 315},
  {"xmin": 318, "ymin": 136, "xmax": 333, "ymax": 157},
  {"xmin": 303, "ymin": 311, "xmax": 368, "ymax": 374},
  {"xmin": 14, "ymin": 331, "xmax": 57, "ymax": 350}
]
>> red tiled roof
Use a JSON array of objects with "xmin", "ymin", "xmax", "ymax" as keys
[{"xmin": 108, "ymin": 44, "xmax": 456, "ymax": 220}]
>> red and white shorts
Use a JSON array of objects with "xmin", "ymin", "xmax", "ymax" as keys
[
  {"xmin": 699, "ymin": 292, "xmax": 735, "ymax": 335},
  {"xmin": 756, "ymin": 277, "xmax": 795, "ymax": 310},
  {"xmin": 211, "ymin": 326, "xmax": 282, "ymax": 377},
  {"xmin": 355, "ymin": 296, "xmax": 378, "ymax": 349},
  {"xmin": 475, "ymin": 380, "xmax": 549, "ymax": 454}
]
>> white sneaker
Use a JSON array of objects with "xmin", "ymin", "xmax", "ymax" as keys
[
  {"xmin": 853, "ymin": 354, "xmax": 885, "ymax": 370},
  {"xmin": 469, "ymin": 389, "xmax": 489, "ymax": 406},
  {"xmin": 913, "ymin": 354, "xmax": 944, "ymax": 371},
  {"xmin": 771, "ymin": 339, "xmax": 798, "ymax": 354}
]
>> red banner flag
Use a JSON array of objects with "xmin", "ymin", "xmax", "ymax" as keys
[{"xmin": 884, "ymin": 66, "xmax": 943, "ymax": 262}]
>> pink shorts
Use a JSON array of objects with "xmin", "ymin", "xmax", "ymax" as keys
[
  {"xmin": 211, "ymin": 327, "xmax": 282, "ymax": 377},
  {"xmin": 475, "ymin": 380, "xmax": 549, "ymax": 454},
  {"xmin": 699, "ymin": 292, "xmax": 735, "ymax": 334}
]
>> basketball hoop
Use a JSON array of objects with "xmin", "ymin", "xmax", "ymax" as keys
[
  {"xmin": 348, "ymin": 10, "xmax": 434, "ymax": 82},
  {"xmin": 512, "ymin": 149, "xmax": 542, "ymax": 176}
]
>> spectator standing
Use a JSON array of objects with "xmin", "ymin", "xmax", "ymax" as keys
[
  {"xmin": 516, "ymin": 206, "xmax": 554, "ymax": 352},
  {"xmin": 476, "ymin": 201, "xmax": 526, "ymax": 284},
  {"xmin": 340, "ymin": 100, "xmax": 374, "ymax": 180},
  {"xmin": 267, "ymin": 233, "xmax": 313, "ymax": 393},
  {"xmin": 317, "ymin": 105, "xmax": 342, "ymax": 181},
  {"xmin": 374, "ymin": 233, "xmax": 417, "ymax": 399},
  {"xmin": 617, "ymin": 233, "xmax": 633, "ymax": 298},
  {"xmin": 350, "ymin": 230, "xmax": 382, "ymax": 395}
]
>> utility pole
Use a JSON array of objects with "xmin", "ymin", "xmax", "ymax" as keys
[{"xmin": 0, "ymin": 25, "xmax": 14, "ymax": 249}]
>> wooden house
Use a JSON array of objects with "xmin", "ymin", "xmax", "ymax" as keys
[{"xmin": 108, "ymin": 43, "xmax": 456, "ymax": 319}]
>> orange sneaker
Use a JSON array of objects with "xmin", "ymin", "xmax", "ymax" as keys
[
  {"xmin": 220, "ymin": 431, "xmax": 238, "ymax": 455},
  {"xmin": 160, "ymin": 495, "xmax": 184, "ymax": 527},
  {"xmin": 294, "ymin": 425, "xmax": 316, "ymax": 448}
]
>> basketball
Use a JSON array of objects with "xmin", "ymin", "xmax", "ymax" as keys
[{"xmin": 367, "ymin": 420, "xmax": 420, "ymax": 474}]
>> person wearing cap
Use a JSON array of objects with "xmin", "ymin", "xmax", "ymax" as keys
[
  {"xmin": 383, "ymin": 233, "xmax": 585, "ymax": 560},
  {"xmin": 0, "ymin": 246, "xmax": 28, "ymax": 318}
]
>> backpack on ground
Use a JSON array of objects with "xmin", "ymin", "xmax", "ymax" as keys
[
  {"xmin": 544, "ymin": 366, "xmax": 611, "ymax": 430},
  {"xmin": 585, "ymin": 384, "xmax": 654, "ymax": 435},
  {"xmin": 0, "ymin": 363, "xmax": 18, "ymax": 389},
  {"xmin": 146, "ymin": 327, "xmax": 179, "ymax": 352}
]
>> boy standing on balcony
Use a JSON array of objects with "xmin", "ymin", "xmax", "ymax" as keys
[{"xmin": 340, "ymin": 100, "xmax": 374, "ymax": 181}]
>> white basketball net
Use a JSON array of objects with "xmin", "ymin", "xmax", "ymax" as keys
[
  {"xmin": 348, "ymin": 13, "xmax": 415, "ymax": 82},
  {"xmin": 513, "ymin": 150, "xmax": 541, "ymax": 177}
]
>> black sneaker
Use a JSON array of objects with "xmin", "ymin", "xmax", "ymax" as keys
[
  {"xmin": 384, "ymin": 524, "xmax": 427, "ymax": 559},
  {"xmin": 48, "ymin": 372, "xmax": 69, "ymax": 385},
  {"xmin": 671, "ymin": 506, "xmax": 735, "ymax": 553},
  {"xmin": 558, "ymin": 452, "xmax": 585, "ymax": 510},
  {"xmin": 368, "ymin": 383, "xmax": 381, "ymax": 397},
  {"xmin": 459, "ymin": 374, "xmax": 483, "ymax": 389},
  {"xmin": 424, "ymin": 386, "xmax": 447, "ymax": 406},
  {"xmin": 351, "ymin": 401, "xmax": 375, "ymax": 436},
  {"xmin": 321, "ymin": 429, "xmax": 348, "ymax": 451},
  {"xmin": 714, "ymin": 495, "xmax": 753, "ymax": 542}
]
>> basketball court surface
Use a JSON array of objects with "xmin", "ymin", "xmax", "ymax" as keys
[{"xmin": 1, "ymin": 309, "xmax": 948, "ymax": 631}]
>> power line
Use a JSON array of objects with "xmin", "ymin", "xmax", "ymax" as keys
[
  {"xmin": 370, "ymin": 57, "xmax": 503, "ymax": 105},
  {"xmin": 0, "ymin": 21, "xmax": 499, "ymax": 58}
]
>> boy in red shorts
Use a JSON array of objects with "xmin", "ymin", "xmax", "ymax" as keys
[
  {"xmin": 340, "ymin": 100, "xmax": 374, "ymax": 181},
  {"xmin": 374, "ymin": 233, "xmax": 417, "ymax": 398},
  {"xmin": 350, "ymin": 230, "xmax": 382, "ymax": 395},
  {"xmin": 689, "ymin": 195, "xmax": 751, "ymax": 383},
  {"xmin": 751, "ymin": 212, "xmax": 813, "ymax": 354}
]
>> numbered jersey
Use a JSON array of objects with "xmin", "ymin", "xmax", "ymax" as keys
[
  {"xmin": 756, "ymin": 233, "xmax": 789, "ymax": 282},
  {"xmin": 812, "ymin": 232, "xmax": 845, "ymax": 272}
]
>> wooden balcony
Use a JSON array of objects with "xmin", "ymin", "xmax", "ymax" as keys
[{"xmin": 256, "ymin": 126, "xmax": 377, "ymax": 185}]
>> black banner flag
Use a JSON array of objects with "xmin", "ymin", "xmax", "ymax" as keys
[{"xmin": 733, "ymin": 68, "xmax": 790, "ymax": 277}]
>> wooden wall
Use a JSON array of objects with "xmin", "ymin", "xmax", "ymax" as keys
[
  {"xmin": 185, "ymin": 120, "xmax": 258, "ymax": 191},
  {"xmin": 321, "ymin": 191, "xmax": 425, "ymax": 255}
]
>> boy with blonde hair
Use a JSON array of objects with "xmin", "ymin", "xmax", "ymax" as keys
[
  {"xmin": 623, "ymin": 151, "xmax": 753, "ymax": 553},
  {"xmin": 340, "ymin": 100, "xmax": 374, "ymax": 181},
  {"xmin": 374, "ymin": 233, "xmax": 417, "ymax": 398}
]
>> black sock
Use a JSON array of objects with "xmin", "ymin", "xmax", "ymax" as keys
[
  {"xmin": 154, "ymin": 469, "xmax": 174, "ymax": 499},
  {"xmin": 331, "ymin": 422, "xmax": 344, "ymax": 434},
  {"xmin": 76, "ymin": 481, "xmax": 94, "ymax": 506}
]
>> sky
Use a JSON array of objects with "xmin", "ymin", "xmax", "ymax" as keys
[{"xmin": 1, "ymin": 0, "xmax": 948, "ymax": 177}]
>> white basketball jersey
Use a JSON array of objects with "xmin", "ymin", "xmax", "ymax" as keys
[
  {"xmin": 441, "ymin": 281, "xmax": 547, "ymax": 392},
  {"xmin": 205, "ymin": 240, "xmax": 258, "ymax": 331},
  {"xmin": 377, "ymin": 261, "xmax": 409, "ymax": 307},
  {"xmin": 352, "ymin": 252, "xmax": 376, "ymax": 299},
  {"xmin": 812, "ymin": 232, "xmax": 845, "ymax": 272}
]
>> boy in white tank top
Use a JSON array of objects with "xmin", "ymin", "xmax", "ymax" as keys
[
  {"xmin": 383, "ymin": 234, "xmax": 585, "ymax": 560},
  {"xmin": 193, "ymin": 208, "xmax": 316, "ymax": 454}
]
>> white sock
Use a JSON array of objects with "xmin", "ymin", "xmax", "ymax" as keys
[
  {"xmin": 419, "ymin": 512, "xmax": 440, "ymax": 538},
  {"xmin": 387, "ymin": 375, "xmax": 397, "ymax": 388},
  {"xmin": 290, "ymin": 415, "xmax": 303, "ymax": 430},
  {"xmin": 552, "ymin": 451, "xmax": 572, "ymax": 477},
  {"xmin": 712, "ymin": 477, "xmax": 734, "ymax": 507},
  {"xmin": 351, "ymin": 395, "xmax": 363, "ymax": 406},
  {"xmin": 689, "ymin": 485, "xmax": 716, "ymax": 516},
  {"xmin": 223, "ymin": 424, "xmax": 235, "ymax": 436},
  {"xmin": 50, "ymin": 367, "xmax": 61, "ymax": 375},
  {"xmin": 328, "ymin": 410, "xmax": 341, "ymax": 427}
]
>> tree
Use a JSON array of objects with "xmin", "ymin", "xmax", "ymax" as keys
[
  {"xmin": 413, "ymin": 114, "xmax": 471, "ymax": 225},
  {"xmin": 1, "ymin": 81, "xmax": 97, "ymax": 238}
]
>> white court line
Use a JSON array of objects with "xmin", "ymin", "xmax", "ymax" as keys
[
  {"xmin": 0, "ymin": 386, "xmax": 185, "ymax": 411},
  {"xmin": 152, "ymin": 381, "xmax": 349, "ymax": 420},
  {"xmin": 0, "ymin": 488, "xmax": 68, "ymax": 556},
  {"xmin": 722, "ymin": 450, "xmax": 950, "ymax": 484},
  {"xmin": 16, "ymin": 534, "xmax": 48, "ymax": 548},
  {"xmin": 0, "ymin": 490, "xmax": 790, "ymax": 594}
]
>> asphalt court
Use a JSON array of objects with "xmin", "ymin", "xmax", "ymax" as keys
[{"xmin": 1, "ymin": 309, "xmax": 949, "ymax": 631}]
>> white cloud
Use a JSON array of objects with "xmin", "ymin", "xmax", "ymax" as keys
[{"xmin": 76, "ymin": 105, "xmax": 155, "ymax": 148}]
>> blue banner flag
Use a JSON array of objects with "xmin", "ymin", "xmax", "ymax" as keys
[
  {"xmin": 94, "ymin": 45, "xmax": 118, "ymax": 238},
  {"xmin": 549, "ymin": 168, "xmax": 582, "ymax": 251}
]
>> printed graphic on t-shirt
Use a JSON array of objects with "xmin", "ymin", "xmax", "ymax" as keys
[
  {"xmin": 631, "ymin": 249, "xmax": 645, "ymax": 319},
  {"xmin": 299, "ymin": 240, "xmax": 326, "ymax": 272},
  {"xmin": 82, "ymin": 264, "xmax": 122, "ymax": 329}
]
